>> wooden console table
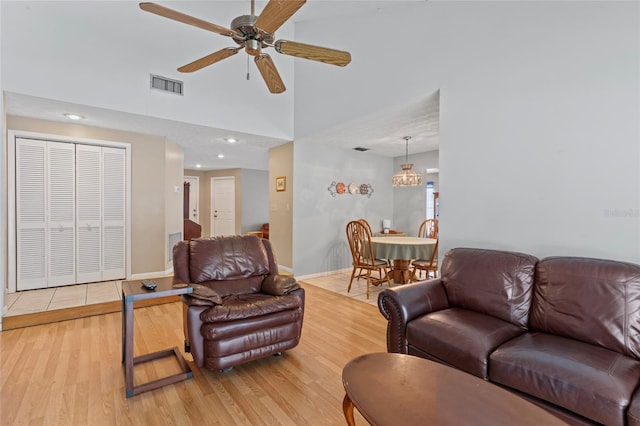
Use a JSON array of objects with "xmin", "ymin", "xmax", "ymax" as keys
[{"xmin": 121, "ymin": 277, "xmax": 193, "ymax": 398}]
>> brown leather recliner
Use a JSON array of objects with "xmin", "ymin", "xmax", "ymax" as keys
[{"xmin": 173, "ymin": 235, "xmax": 304, "ymax": 371}]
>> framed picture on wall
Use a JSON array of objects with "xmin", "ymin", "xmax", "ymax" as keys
[{"xmin": 276, "ymin": 176, "xmax": 286, "ymax": 192}]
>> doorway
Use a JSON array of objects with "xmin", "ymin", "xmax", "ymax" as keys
[
  {"xmin": 210, "ymin": 177, "xmax": 235, "ymax": 236},
  {"xmin": 184, "ymin": 175, "xmax": 200, "ymax": 224}
]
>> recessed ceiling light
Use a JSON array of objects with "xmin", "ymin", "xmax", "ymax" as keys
[
  {"xmin": 217, "ymin": 154, "xmax": 225, "ymax": 159},
  {"xmin": 225, "ymin": 138, "xmax": 237, "ymax": 143},
  {"xmin": 195, "ymin": 164, "xmax": 202, "ymax": 168},
  {"xmin": 63, "ymin": 113, "xmax": 85, "ymax": 120}
]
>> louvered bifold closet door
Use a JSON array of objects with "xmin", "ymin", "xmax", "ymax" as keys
[
  {"xmin": 16, "ymin": 138, "xmax": 47, "ymax": 290},
  {"xmin": 102, "ymin": 147, "xmax": 126, "ymax": 280},
  {"xmin": 76, "ymin": 144, "xmax": 103, "ymax": 284},
  {"xmin": 47, "ymin": 142, "xmax": 76, "ymax": 286}
]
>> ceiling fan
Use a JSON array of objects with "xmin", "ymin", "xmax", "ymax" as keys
[{"xmin": 139, "ymin": 0, "xmax": 352, "ymax": 94}]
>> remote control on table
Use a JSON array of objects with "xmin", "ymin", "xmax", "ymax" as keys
[{"xmin": 141, "ymin": 279, "xmax": 157, "ymax": 290}]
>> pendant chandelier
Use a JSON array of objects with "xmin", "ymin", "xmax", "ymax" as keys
[{"xmin": 392, "ymin": 136, "xmax": 423, "ymax": 187}]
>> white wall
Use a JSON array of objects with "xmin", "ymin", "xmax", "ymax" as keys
[
  {"xmin": 293, "ymin": 141, "xmax": 394, "ymax": 276},
  {"xmin": 294, "ymin": 1, "xmax": 640, "ymax": 266},
  {"xmin": 393, "ymin": 150, "xmax": 440, "ymax": 237},
  {"xmin": 0, "ymin": 1, "xmax": 294, "ymax": 140},
  {"xmin": 0, "ymin": 50, "xmax": 5, "ymax": 329}
]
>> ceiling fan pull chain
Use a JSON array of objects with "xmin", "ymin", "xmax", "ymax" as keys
[{"xmin": 246, "ymin": 56, "xmax": 250, "ymax": 80}]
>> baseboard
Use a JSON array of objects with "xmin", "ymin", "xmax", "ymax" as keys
[
  {"xmin": 278, "ymin": 265, "xmax": 293, "ymax": 274},
  {"xmin": 129, "ymin": 269, "xmax": 172, "ymax": 280},
  {"xmin": 296, "ymin": 268, "xmax": 351, "ymax": 281}
]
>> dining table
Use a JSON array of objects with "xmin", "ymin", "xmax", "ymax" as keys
[{"xmin": 370, "ymin": 236, "xmax": 437, "ymax": 284}]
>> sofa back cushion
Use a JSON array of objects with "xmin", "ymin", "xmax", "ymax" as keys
[
  {"xmin": 189, "ymin": 236, "xmax": 269, "ymax": 283},
  {"xmin": 530, "ymin": 257, "xmax": 640, "ymax": 359},
  {"xmin": 441, "ymin": 248, "xmax": 538, "ymax": 328}
]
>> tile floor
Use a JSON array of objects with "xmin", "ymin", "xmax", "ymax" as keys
[
  {"xmin": 298, "ymin": 269, "xmax": 400, "ymax": 306},
  {"xmin": 4, "ymin": 268, "xmax": 406, "ymax": 317},
  {"xmin": 5, "ymin": 280, "xmax": 122, "ymax": 316}
]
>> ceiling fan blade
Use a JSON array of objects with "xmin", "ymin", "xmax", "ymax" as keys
[
  {"xmin": 275, "ymin": 40, "xmax": 351, "ymax": 67},
  {"xmin": 178, "ymin": 48, "xmax": 240, "ymax": 73},
  {"xmin": 254, "ymin": 54, "xmax": 286, "ymax": 94},
  {"xmin": 139, "ymin": 2, "xmax": 239, "ymax": 38},
  {"xmin": 254, "ymin": 0, "xmax": 306, "ymax": 34}
]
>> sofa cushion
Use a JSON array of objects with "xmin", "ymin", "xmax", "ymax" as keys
[
  {"xmin": 440, "ymin": 248, "xmax": 538, "ymax": 328},
  {"xmin": 189, "ymin": 236, "xmax": 270, "ymax": 283},
  {"xmin": 490, "ymin": 332, "xmax": 640, "ymax": 426},
  {"xmin": 200, "ymin": 293, "xmax": 302, "ymax": 323},
  {"xmin": 530, "ymin": 256, "xmax": 640, "ymax": 360},
  {"xmin": 406, "ymin": 307, "xmax": 525, "ymax": 379},
  {"xmin": 627, "ymin": 392, "xmax": 640, "ymax": 426}
]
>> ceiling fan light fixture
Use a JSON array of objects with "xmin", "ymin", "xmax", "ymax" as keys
[
  {"xmin": 245, "ymin": 39, "xmax": 261, "ymax": 56},
  {"xmin": 392, "ymin": 136, "xmax": 423, "ymax": 187},
  {"xmin": 63, "ymin": 113, "xmax": 85, "ymax": 120}
]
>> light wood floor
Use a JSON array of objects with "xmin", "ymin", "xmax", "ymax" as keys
[{"xmin": 0, "ymin": 282, "xmax": 387, "ymax": 425}]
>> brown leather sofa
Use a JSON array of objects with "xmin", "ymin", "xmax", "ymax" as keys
[
  {"xmin": 173, "ymin": 235, "xmax": 304, "ymax": 371},
  {"xmin": 378, "ymin": 248, "xmax": 640, "ymax": 425}
]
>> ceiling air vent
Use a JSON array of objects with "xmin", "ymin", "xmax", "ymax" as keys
[
  {"xmin": 353, "ymin": 147, "xmax": 369, "ymax": 152},
  {"xmin": 150, "ymin": 74, "xmax": 183, "ymax": 95}
]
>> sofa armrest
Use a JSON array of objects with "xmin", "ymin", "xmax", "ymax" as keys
[
  {"xmin": 378, "ymin": 278, "xmax": 449, "ymax": 354},
  {"xmin": 180, "ymin": 283, "xmax": 223, "ymax": 307},
  {"xmin": 262, "ymin": 274, "xmax": 301, "ymax": 296}
]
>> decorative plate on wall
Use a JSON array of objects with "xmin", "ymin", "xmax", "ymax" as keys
[{"xmin": 328, "ymin": 181, "xmax": 374, "ymax": 198}]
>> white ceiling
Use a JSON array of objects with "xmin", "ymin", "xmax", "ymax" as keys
[{"xmin": 3, "ymin": 0, "xmax": 438, "ymax": 171}]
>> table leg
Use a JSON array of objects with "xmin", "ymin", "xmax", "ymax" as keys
[
  {"xmin": 124, "ymin": 298, "xmax": 135, "ymax": 397},
  {"xmin": 343, "ymin": 393, "xmax": 356, "ymax": 426},
  {"xmin": 121, "ymin": 293, "xmax": 125, "ymax": 363},
  {"xmin": 392, "ymin": 259, "xmax": 412, "ymax": 284}
]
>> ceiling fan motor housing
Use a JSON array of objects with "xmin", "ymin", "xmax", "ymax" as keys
[{"xmin": 231, "ymin": 15, "xmax": 274, "ymax": 49}]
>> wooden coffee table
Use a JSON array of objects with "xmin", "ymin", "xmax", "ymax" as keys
[{"xmin": 342, "ymin": 353, "xmax": 569, "ymax": 425}]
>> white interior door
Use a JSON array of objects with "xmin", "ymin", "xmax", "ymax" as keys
[
  {"xmin": 102, "ymin": 147, "xmax": 126, "ymax": 281},
  {"xmin": 184, "ymin": 175, "xmax": 199, "ymax": 224},
  {"xmin": 211, "ymin": 177, "xmax": 235, "ymax": 236},
  {"xmin": 76, "ymin": 144, "xmax": 103, "ymax": 284},
  {"xmin": 11, "ymin": 132, "xmax": 128, "ymax": 292},
  {"xmin": 47, "ymin": 141, "xmax": 76, "ymax": 287},
  {"xmin": 16, "ymin": 138, "xmax": 47, "ymax": 290},
  {"xmin": 16, "ymin": 139, "xmax": 77, "ymax": 289}
]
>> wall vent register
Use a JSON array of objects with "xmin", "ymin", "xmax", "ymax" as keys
[{"xmin": 150, "ymin": 74, "xmax": 184, "ymax": 95}]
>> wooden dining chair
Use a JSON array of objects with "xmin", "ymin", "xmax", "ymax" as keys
[
  {"xmin": 354, "ymin": 219, "xmax": 388, "ymax": 280},
  {"xmin": 411, "ymin": 239, "xmax": 439, "ymax": 281},
  {"xmin": 346, "ymin": 220, "xmax": 391, "ymax": 299},
  {"xmin": 418, "ymin": 219, "xmax": 438, "ymax": 239},
  {"xmin": 412, "ymin": 219, "xmax": 438, "ymax": 281},
  {"xmin": 358, "ymin": 218, "xmax": 373, "ymax": 236}
]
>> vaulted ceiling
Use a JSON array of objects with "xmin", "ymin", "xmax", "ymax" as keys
[{"xmin": 2, "ymin": 1, "xmax": 438, "ymax": 171}]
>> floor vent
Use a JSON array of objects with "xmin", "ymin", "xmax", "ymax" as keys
[
  {"xmin": 150, "ymin": 74, "xmax": 183, "ymax": 95},
  {"xmin": 353, "ymin": 147, "xmax": 369, "ymax": 152},
  {"xmin": 167, "ymin": 232, "xmax": 182, "ymax": 262}
]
